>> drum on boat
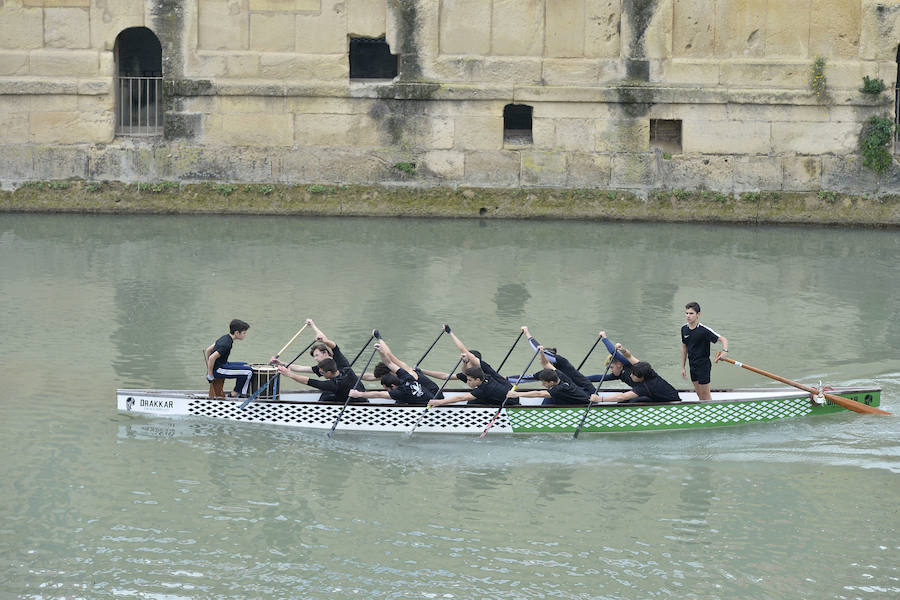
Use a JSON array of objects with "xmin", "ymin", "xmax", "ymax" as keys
[{"xmin": 250, "ymin": 364, "xmax": 279, "ymax": 399}]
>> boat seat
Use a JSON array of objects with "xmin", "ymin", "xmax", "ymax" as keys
[{"xmin": 208, "ymin": 378, "xmax": 225, "ymax": 399}]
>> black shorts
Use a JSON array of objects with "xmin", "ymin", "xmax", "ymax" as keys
[{"xmin": 689, "ymin": 360, "xmax": 712, "ymax": 385}]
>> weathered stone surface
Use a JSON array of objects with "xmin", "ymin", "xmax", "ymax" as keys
[
  {"xmin": 453, "ymin": 115, "xmax": 503, "ymax": 150},
  {"xmin": 206, "ymin": 112, "xmax": 294, "ymax": 146},
  {"xmin": 29, "ymin": 110, "xmax": 112, "ymax": 143},
  {"xmin": 439, "ymin": 0, "xmax": 490, "ymax": 55},
  {"xmin": 491, "ymin": 0, "xmax": 543, "ymax": 56},
  {"xmin": 672, "ymin": 0, "xmax": 716, "ymax": 58},
  {"xmin": 250, "ymin": 13, "xmax": 296, "ymax": 52},
  {"xmin": 347, "ymin": 0, "xmax": 385, "ymax": 37},
  {"xmin": 463, "ymin": 150, "xmax": 520, "ymax": 186},
  {"xmin": 782, "ymin": 155, "xmax": 822, "ymax": 191},
  {"xmin": 821, "ymin": 154, "xmax": 879, "ymax": 192},
  {"xmin": 0, "ymin": 111, "xmax": 30, "ymax": 143},
  {"xmin": 541, "ymin": 59, "xmax": 601, "ymax": 85},
  {"xmin": 421, "ymin": 149, "xmax": 465, "ymax": 179},
  {"xmin": 554, "ymin": 118, "xmax": 596, "ymax": 152},
  {"xmin": 44, "ymin": 7, "xmax": 91, "ymax": 49},
  {"xmin": 521, "ymin": 150, "xmax": 568, "ymax": 186},
  {"xmin": 772, "ymin": 120, "xmax": 858, "ymax": 154},
  {"xmin": 225, "ymin": 54, "xmax": 262, "ymax": 78},
  {"xmin": 258, "ymin": 53, "xmax": 347, "ymax": 79},
  {"xmin": 199, "ymin": 0, "xmax": 249, "ymax": 51},
  {"xmin": 595, "ymin": 119, "xmax": 650, "ymax": 153},
  {"xmin": 732, "ymin": 154, "xmax": 783, "ymax": 191},
  {"xmin": 0, "ymin": 51, "xmax": 29, "ymax": 76},
  {"xmin": 295, "ymin": 0, "xmax": 347, "ymax": 54},
  {"xmin": 545, "ymin": 0, "xmax": 585, "ymax": 58},
  {"xmin": 715, "ymin": 0, "xmax": 767, "ymax": 57},
  {"xmin": 565, "ymin": 152, "xmax": 612, "ymax": 187},
  {"xmin": 720, "ymin": 60, "xmax": 808, "ymax": 88},
  {"xmin": 0, "ymin": 5, "xmax": 44, "ymax": 50},
  {"xmin": 858, "ymin": 0, "xmax": 900, "ymax": 61},
  {"xmin": 660, "ymin": 59, "xmax": 721, "ymax": 85},
  {"xmin": 29, "ymin": 50, "xmax": 100, "ymax": 76},
  {"xmin": 611, "ymin": 153, "xmax": 657, "ymax": 188},
  {"xmin": 809, "ymin": 0, "xmax": 860, "ymax": 59},
  {"xmin": 585, "ymin": 0, "xmax": 622, "ymax": 58},
  {"xmin": 294, "ymin": 112, "xmax": 380, "ymax": 147},
  {"xmin": 682, "ymin": 120, "xmax": 771, "ymax": 154},
  {"xmin": 764, "ymin": 1, "xmax": 810, "ymax": 57},
  {"xmin": 656, "ymin": 153, "xmax": 734, "ymax": 190}
]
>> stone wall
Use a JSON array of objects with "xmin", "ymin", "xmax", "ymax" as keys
[{"xmin": 1, "ymin": 0, "xmax": 899, "ymax": 193}]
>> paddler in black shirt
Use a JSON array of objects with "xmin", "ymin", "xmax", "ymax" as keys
[
  {"xmin": 428, "ymin": 364, "xmax": 516, "ymax": 407},
  {"xmin": 444, "ymin": 325, "xmax": 512, "ymax": 390},
  {"xmin": 277, "ymin": 357, "xmax": 359, "ymax": 404},
  {"xmin": 521, "ymin": 325, "xmax": 596, "ymax": 395},
  {"xmin": 271, "ymin": 318, "xmax": 364, "ymax": 398},
  {"xmin": 594, "ymin": 361, "xmax": 680, "ymax": 404},
  {"xmin": 506, "ymin": 346, "xmax": 591, "ymax": 405}
]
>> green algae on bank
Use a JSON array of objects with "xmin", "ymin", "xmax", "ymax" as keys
[{"xmin": 1, "ymin": 181, "xmax": 898, "ymax": 226}]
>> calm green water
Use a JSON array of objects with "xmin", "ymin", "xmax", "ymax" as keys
[{"xmin": 1, "ymin": 214, "xmax": 898, "ymax": 599}]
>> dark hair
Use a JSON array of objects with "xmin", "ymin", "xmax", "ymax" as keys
[
  {"xmin": 464, "ymin": 366, "xmax": 485, "ymax": 381},
  {"xmin": 631, "ymin": 361, "xmax": 656, "ymax": 380},
  {"xmin": 317, "ymin": 358, "xmax": 338, "ymax": 374},
  {"xmin": 536, "ymin": 368, "xmax": 559, "ymax": 383},
  {"xmin": 372, "ymin": 362, "xmax": 391, "ymax": 378},
  {"xmin": 380, "ymin": 373, "xmax": 402, "ymax": 388},
  {"xmin": 685, "ymin": 301, "xmax": 701, "ymax": 313},
  {"xmin": 310, "ymin": 343, "xmax": 331, "ymax": 357},
  {"xmin": 229, "ymin": 319, "xmax": 250, "ymax": 334}
]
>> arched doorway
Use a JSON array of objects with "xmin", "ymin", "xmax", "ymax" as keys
[{"xmin": 115, "ymin": 27, "xmax": 163, "ymax": 136}]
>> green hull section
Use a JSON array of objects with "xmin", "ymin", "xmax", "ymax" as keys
[{"xmin": 507, "ymin": 391, "xmax": 882, "ymax": 434}]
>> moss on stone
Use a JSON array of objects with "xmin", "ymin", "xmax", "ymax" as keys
[{"xmin": 1, "ymin": 181, "xmax": 897, "ymax": 227}]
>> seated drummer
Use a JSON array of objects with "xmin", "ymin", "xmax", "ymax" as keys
[
  {"xmin": 593, "ymin": 361, "xmax": 680, "ymax": 404},
  {"xmin": 363, "ymin": 337, "xmax": 444, "ymax": 400},
  {"xmin": 506, "ymin": 357, "xmax": 591, "ymax": 406},
  {"xmin": 271, "ymin": 318, "xmax": 364, "ymax": 398},
  {"xmin": 428, "ymin": 362, "xmax": 518, "ymax": 407},
  {"xmin": 277, "ymin": 357, "xmax": 359, "ymax": 404},
  {"xmin": 349, "ymin": 342, "xmax": 434, "ymax": 404}
]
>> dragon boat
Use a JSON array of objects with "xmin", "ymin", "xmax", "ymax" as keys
[{"xmin": 115, "ymin": 385, "xmax": 882, "ymax": 435}]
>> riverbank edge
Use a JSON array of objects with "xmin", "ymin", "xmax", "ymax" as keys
[{"xmin": 2, "ymin": 182, "xmax": 899, "ymax": 227}]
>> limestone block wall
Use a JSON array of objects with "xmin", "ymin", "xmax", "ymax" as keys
[{"xmin": 0, "ymin": 0, "xmax": 899, "ymax": 192}]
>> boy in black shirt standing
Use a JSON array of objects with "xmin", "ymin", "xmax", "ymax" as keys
[
  {"xmin": 205, "ymin": 319, "xmax": 252, "ymax": 398},
  {"xmin": 680, "ymin": 302, "xmax": 729, "ymax": 401}
]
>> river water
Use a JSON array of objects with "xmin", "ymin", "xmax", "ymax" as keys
[{"xmin": 1, "ymin": 213, "xmax": 898, "ymax": 599}]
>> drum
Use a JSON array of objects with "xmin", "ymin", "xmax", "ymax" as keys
[{"xmin": 250, "ymin": 364, "xmax": 279, "ymax": 399}]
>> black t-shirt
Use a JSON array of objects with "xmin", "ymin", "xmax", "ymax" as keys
[
  {"xmin": 551, "ymin": 354, "xmax": 596, "ymax": 395},
  {"xmin": 681, "ymin": 323, "xmax": 720, "ymax": 365},
  {"xmin": 414, "ymin": 368, "xmax": 443, "ymax": 399},
  {"xmin": 306, "ymin": 366, "xmax": 357, "ymax": 403},
  {"xmin": 543, "ymin": 371, "xmax": 591, "ymax": 405},
  {"xmin": 469, "ymin": 377, "xmax": 518, "ymax": 406},
  {"xmin": 632, "ymin": 374, "xmax": 680, "ymax": 403},
  {"xmin": 478, "ymin": 359, "xmax": 513, "ymax": 390},
  {"xmin": 605, "ymin": 363, "xmax": 637, "ymax": 387},
  {"xmin": 388, "ymin": 368, "xmax": 433, "ymax": 404},
  {"xmin": 312, "ymin": 345, "xmax": 365, "ymax": 391},
  {"xmin": 211, "ymin": 334, "xmax": 233, "ymax": 370}
]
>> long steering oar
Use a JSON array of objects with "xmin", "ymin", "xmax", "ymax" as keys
[
  {"xmin": 414, "ymin": 324, "xmax": 450, "ymax": 368},
  {"xmin": 239, "ymin": 338, "xmax": 317, "ymax": 409},
  {"xmin": 273, "ymin": 323, "xmax": 308, "ymax": 361},
  {"xmin": 715, "ymin": 353, "xmax": 890, "ymax": 415},
  {"xmin": 405, "ymin": 356, "xmax": 464, "ymax": 438},
  {"xmin": 328, "ymin": 330, "xmax": 380, "ymax": 438},
  {"xmin": 577, "ymin": 335, "xmax": 603, "ymax": 371},
  {"xmin": 573, "ymin": 355, "xmax": 616, "ymax": 439},
  {"xmin": 496, "ymin": 329, "xmax": 524, "ymax": 373},
  {"xmin": 480, "ymin": 347, "xmax": 542, "ymax": 439}
]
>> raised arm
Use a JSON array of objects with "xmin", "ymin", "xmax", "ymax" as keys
[
  {"xmin": 307, "ymin": 318, "xmax": 336, "ymax": 350},
  {"xmin": 524, "ymin": 326, "xmax": 557, "ymax": 364},
  {"xmin": 446, "ymin": 326, "xmax": 480, "ymax": 368},
  {"xmin": 599, "ymin": 331, "xmax": 630, "ymax": 364}
]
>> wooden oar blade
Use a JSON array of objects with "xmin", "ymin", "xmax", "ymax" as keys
[{"xmin": 716, "ymin": 354, "xmax": 890, "ymax": 416}]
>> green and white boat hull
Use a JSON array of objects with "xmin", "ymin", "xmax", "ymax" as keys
[{"xmin": 116, "ymin": 387, "xmax": 882, "ymax": 435}]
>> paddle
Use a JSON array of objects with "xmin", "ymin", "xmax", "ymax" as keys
[
  {"xmin": 414, "ymin": 324, "xmax": 451, "ymax": 368},
  {"xmin": 405, "ymin": 356, "xmax": 465, "ymax": 438},
  {"xmin": 273, "ymin": 323, "xmax": 308, "ymax": 361},
  {"xmin": 328, "ymin": 330, "xmax": 380, "ymax": 438},
  {"xmin": 576, "ymin": 335, "xmax": 603, "ymax": 371},
  {"xmin": 714, "ymin": 353, "xmax": 890, "ymax": 415},
  {"xmin": 480, "ymin": 347, "xmax": 542, "ymax": 439},
  {"xmin": 496, "ymin": 329, "xmax": 524, "ymax": 373},
  {"xmin": 573, "ymin": 353, "xmax": 617, "ymax": 439},
  {"xmin": 348, "ymin": 330, "xmax": 377, "ymax": 367},
  {"xmin": 239, "ymin": 339, "xmax": 318, "ymax": 409}
]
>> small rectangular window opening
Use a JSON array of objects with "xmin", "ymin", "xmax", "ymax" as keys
[
  {"xmin": 650, "ymin": 119, "xmax": 682, "ymax": 154},
  {"xmin": 349, "ymin": 36, "xmax": 398, "ymax": 80},
  {"xmin": 504, "ymin": 104, "xmax": 532, "ymax": 145}
]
